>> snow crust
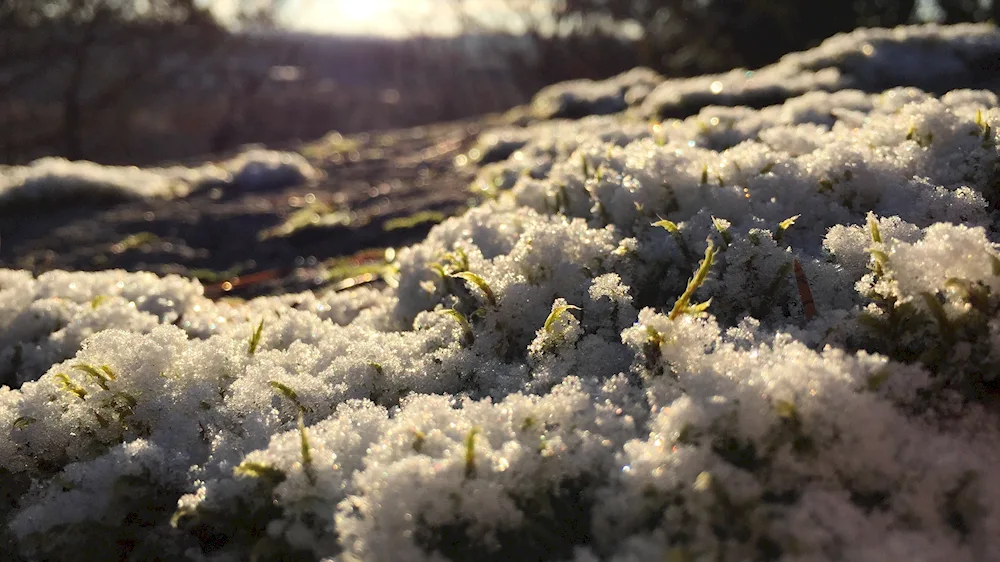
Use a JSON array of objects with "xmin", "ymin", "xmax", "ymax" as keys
[
  {"xmin": 0, "ymin": 148, "xmax": 319, "ymax": 206},
  {"xmin": 2, "ymin": 23, "xmax": 1000, "ymax": 562}
]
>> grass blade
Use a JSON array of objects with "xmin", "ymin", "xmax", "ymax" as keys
[{"xmin": 248, "ymin": 318, "xmax": 265, "ymax": 355}]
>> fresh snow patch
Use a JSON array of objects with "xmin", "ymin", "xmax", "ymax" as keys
[{"xmin": 2, "ymin": 23, "xmax": 1000, "ymax": 562}]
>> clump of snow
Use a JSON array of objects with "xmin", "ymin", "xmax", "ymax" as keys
[
  {"xmin": 0, "ymin": 148, "xmax": 319, "ymax": 208},
  {"xmin": 531, "ymin": 67, "xmax": 663, "ymax": 120},
  {"xmin": 510, "ymin": 23, "xmax": 1000, "ymax": 126},
  {"xmin": 3, "ymin": 23, "xmax": 1000, "ymax": 562}
]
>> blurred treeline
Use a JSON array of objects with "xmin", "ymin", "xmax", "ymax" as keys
[
  {"xmin": 0, "ymin": 0, "xmax": 996, "ymax": 166},
  {"xmin": 488, "ymin": 0, "xmax": 998, "ymax": 77}
]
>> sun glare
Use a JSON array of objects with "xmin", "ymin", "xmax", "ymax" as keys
[
  {"xmin": 289, "ymin": 0, "xmax": 407, "ymax": 36},
  {"xmin": 280, "ymin": 0, "xmax": 467, "ymax": 36}
]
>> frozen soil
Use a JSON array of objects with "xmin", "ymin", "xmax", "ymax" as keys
[{"xmin": 0, "ymin": 118, "xmax": 499, "ymax": 298}]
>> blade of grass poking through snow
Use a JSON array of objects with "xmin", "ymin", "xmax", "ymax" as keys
[
  {"xmin": 464, "ymin": 427, "xmax": 479, "ymax": 479},
  {"xmin": 867, "ymin": 212, "xmax": 882, "ymax": 243},
  {"xmin": 298, "ymin": 410, "xmax": 316, "ymax": 485},
  {"xmin": 543, "ymin": 304, "xmax": 581, "ymax": 333},
  {"xmin": 233, "ymin": 462, "xmax": 286, "ymax": 484},
  {"xmin": 450, "ymin": 271, "xmax": 497, "ymax": 306},
  {"xmin": 55, "ymin": 372, "xmax": 86, "ymax": 400},
  {"xmin": 652, "ymin": 219, "xmax": 695, "ymax": 262},
  {"xmin": 774, "ymin": 215, "xmax": 800, "ymax": 244},
  {"xmin": 73, "ymin": 363, "xmax": 113, "ymax": 391},
  {"xmin": 921, "ymin": 292, "xmax": 954, "ymax": 344},
  {"xmin": 269, "ymin": 381, "xmax": 309, "ymax": 412},
  {"xmin": 711, "ymin": 216, "xmax": 731, "ymax": 249},
  {"xmin": 438, "ymin": 308, "xmax": 474, "ymax": 345},
  {"xmin": 412, "ymin": 430, "xmax": 426, "ymax": 453},
  {"xmin": 248, "ymin": 318, "xmax": 264, "ymax": 355},
  {"xmin": 669, "ymin": 241, "xmax": 717, "ymax": 320}
]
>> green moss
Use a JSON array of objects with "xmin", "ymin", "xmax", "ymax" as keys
[
  {"xmin": 383, "ymin": 210, "xmax": 448, "ymax": 232},
  {"xmin": 258, "ymin": 201, "xmax": 352, "ymax": 241},
  {"xmin": 110, "ymin": 232, "xmax": 160, "ymax": 254}
]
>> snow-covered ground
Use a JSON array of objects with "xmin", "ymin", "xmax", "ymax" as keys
[
  {"xmin": 0, "ymin": 148, "xmax": 319, "ymax": 207},
  {"xmin": 2, "ymin": 23, "xmax": 1000, "ymax": 562}
]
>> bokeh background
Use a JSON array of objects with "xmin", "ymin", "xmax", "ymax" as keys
[{"xmin": 2, "ymin": 0, "xmax": 997, "ymax": 166}]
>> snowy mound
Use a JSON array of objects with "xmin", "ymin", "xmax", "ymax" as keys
[
  {"xmin": 517, "ymin": 23, "xmax": 1000, "ymax": 123},
  {"xmin": 2, "ymin": 24, "xmax": 1000, "ymax": 562},
  {"xmin": 0, "ymin": 149, "xmax": 319, "ymax": 209}
]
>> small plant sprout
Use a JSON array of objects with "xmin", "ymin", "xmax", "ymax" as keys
[
  {"xmin": 651, "ymin": 121, "xmax": 666, "ymax": 146},
  {"xmin": 652, "ymin": 218, "xmax": 680, "ymax": 233},
  {"xmin": 669, "ymin": 242, "xmax": 717, "ymax": 320},
  {"xmin": 580, "ymin": 153, "xmax": 590, "ymax": 177},
  {"xmin": 866, "ymin": 213, "xmax": 888, "ymax": 278},
  {"xmin": 700, "ymin": 164, "xmax": 709, "ymax": 185},
  {"xmin": 55, "ymin": 372, "xmax": 87, "ymax": 400},
  {"xmin": 793, "ymin": 259, "xmax": 817, "ymax": 320},
  {"xmin": 711, "ymin": 217, "xmax": 732, "ymax": 249},
  {"xmin": 549, "ymin": 183, "xmax": 570, "ymax": 214},
  {"xmin": 298, "ymin": 409, "xmax": 316, "ymax": 485},
  {"xmin": 906, "ymin": 123, "xmax": 933, "ymax": 147},
  {"xmin": 867, "ymin": 213, "xmax": 882, "ymax": 244},
  {"xmin": 974, "ymin": 108, "xmax": 993, "ymax": 147},
  {"xmin": 450, "ymin": 271, "xmax": 497, "ymax": 307},
  {"xmin": 944, "ymin": 278, "xmax": 991, "ymax": 313},
  {"xmin": 774, "ymin": 215, "xmax": 800, "ymax": 244},
  {"xmin": 920, "ymin": 292, "xmax": 954, "ymax": 344},
  {"xmin": 73, "ymin": 363, "xmax": 115, "ymax": 391},
  {"xmin": 248, "ymin": 318, "xmax": 265, "ymax": 355},
  {"xmin": 544, "ymin": 303, "xmax": 581, "ymax": 334},
  {"xmin": 464, "ymin": 427, "xmax": 480, "ymax": 479},
  {"xmin": 438, "ymin": 308, "xmax": 474, "ymax": 345},
  {"xmin": 652, "ymin": 218, "xmax": 695, "ymax": 262},
  {"xmin": 642, "ymin": 326, "xmax": 668, "ymax": 377},
  {"xmin": 412, "ymin": 429, "xmax": 426, "ymax": 453},
  {"xmin": 438, "ymin": 247, "xmax": 470, "ymax": 276},
  {"xmin": 269, "ymin": 380, "xmax": 310, "ymax": 413},
  {"xmin": 233, "ymin": 461, "xmax": 286, "ymax": 483}
]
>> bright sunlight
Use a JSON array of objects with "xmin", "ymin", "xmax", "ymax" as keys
[{"xmin": 284, "ymin": 0, "xmax": 460, "ymax": 37}]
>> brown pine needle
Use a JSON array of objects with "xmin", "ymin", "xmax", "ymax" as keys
[{"xmin": 793, "ymin": 259, "xmax": 817, "ymax": 320}]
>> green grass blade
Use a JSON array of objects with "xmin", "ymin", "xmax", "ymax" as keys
[
  {"xmin": 450, "ymin": 271, "xmax": 497, "ymax": 307},
  {"xmin": 248, "ymin": 318, "xmax": 265, "ymax": 355},
  {"xmin": 669, "ymin": 242, "xmax": 717, "ymax": 320}
]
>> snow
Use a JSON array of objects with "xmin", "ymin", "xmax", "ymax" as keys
[
  {"xmin": 0, "ymin": 148, "xmax": 319, "ymax": 207},
  {"xmin": 2, "ymin": 23, "xmax": 1000, "ymax": 562}
]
